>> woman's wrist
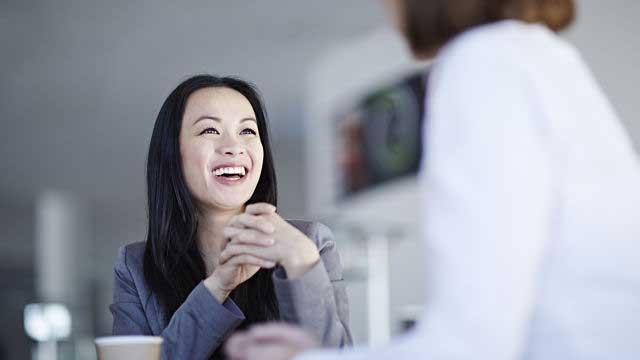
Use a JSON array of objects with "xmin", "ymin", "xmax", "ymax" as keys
[
  {"xmin": 204, "ymin": 275, "xmax": 231, "ymax": 304},
  {"xmin": 280, "ymin": 239, "xmax": 320, "ymax": 279}
]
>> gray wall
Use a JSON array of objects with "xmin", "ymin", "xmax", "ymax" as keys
[{"xmin": 565, "ymin": 0, "xmax": 640, "ymax": 150}]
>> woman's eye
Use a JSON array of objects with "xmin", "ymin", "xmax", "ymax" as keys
[
  {"xmin": 201, "ymin": 128, "xmax": 220, "ymax": 135},
  {"xmin": 240, "ymin": 128, "xmax": 257, "ymax": 135}
]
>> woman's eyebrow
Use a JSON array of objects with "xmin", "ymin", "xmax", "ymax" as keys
[
  {"xmin": 193, "ymin": 116, "xmax": 256, "ymax": 126},
  {"xmin": 240, "ymin": 118, "xmax": 257, "ymax": 124},
  {"xmin": 193, "ymin": 115, "xmax": 221, "ymax": 125}
]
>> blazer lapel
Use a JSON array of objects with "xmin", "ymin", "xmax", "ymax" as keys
[{"xmin": 146, "ymin": 291, "xmax": 166, "ymax": 335}]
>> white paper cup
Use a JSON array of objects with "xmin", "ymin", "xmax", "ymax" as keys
[{"xmin": 95, "ymin": 336, "xmax": 163, "ymax": 360}]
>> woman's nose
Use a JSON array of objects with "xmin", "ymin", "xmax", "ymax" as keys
[{"xmin": 216, "ymin": 136, "xmax": 245, "ymax": 156}]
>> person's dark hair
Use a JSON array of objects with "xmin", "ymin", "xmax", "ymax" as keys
[
  {"xmin": 400, "ymin": 0, "xmax": 575, "ymax": 56},
  {"xmin": 143, "ymin": 74, "xmax": 279, "ymax": 358}
]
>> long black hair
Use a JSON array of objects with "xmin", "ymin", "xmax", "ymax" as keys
[{"xmin": 143, "ymin": 75, "xmax": 279, "ymax": 358}]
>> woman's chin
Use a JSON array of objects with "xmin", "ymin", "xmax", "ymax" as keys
[
  {"xmin": 198, "ymin": 182, "xmax": 259, "ymax": 213},
  {"xmin": 203, "ymin": 197, "xmax": 250, "ymax": 213}
]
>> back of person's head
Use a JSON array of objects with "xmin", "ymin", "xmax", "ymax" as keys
[{"xmin": 395, "ymin": 0, "xmax": 575, "ymax": 58}]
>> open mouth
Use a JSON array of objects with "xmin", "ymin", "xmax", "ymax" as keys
[{"xmin": 212, "ymin": 166, "xmax": 248, "ymax": 182}]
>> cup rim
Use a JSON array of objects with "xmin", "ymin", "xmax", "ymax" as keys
[{"xmin": 95, "ymin": 336, "xmax": 163, "ymax": 346}]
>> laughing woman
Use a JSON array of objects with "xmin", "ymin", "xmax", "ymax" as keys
[{"xmin": 109, "ymin": 75, "xmax": 352, "ymax": 359}]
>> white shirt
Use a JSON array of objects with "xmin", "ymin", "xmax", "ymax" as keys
[{"xmin": 300, "ymin": 20, "xmax": 640, "ymax": 360}]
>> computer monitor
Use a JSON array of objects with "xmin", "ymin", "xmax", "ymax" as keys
[{"xmin": 337, "ymin": 71, "xmax": 428, "ymax": 198}]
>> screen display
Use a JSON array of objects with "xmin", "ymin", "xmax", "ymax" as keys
[{"xmin": 337, "ymin": 71, "xmax": 427, "ymax": 197}]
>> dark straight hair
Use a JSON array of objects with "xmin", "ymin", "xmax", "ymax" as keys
[
  {"xmin": 401, "ymin": 0, "xmax": 575, "ymax": 57},
  {"xmin": 143, "ymin": 75, "xmax": 279, "ymax": 358}
]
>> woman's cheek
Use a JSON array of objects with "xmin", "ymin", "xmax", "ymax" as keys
[
  {"xmin": 184, "ymin": 145, "xmax": 208, "ymax": 190},
  {"xmin": 251, "ymin": 141, "xmax": 264, "ymax": 165}
]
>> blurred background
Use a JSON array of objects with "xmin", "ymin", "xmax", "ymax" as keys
[{"xmin": 1, "ymin": 0, "xmax": 639, "ymax": 359}]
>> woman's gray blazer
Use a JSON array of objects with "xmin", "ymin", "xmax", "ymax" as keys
[{"xmin": 109, "ymin": 220, "xmax": 352, "ymax": 359}]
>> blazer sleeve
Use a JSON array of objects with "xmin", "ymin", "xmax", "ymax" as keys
[
  {"xmin": 109, "ymin": 245, "xmax": 246, "ymax": 360},
  {"xmin": 272, "ymin": 222, "xmax": 353, "ymax": 348}
]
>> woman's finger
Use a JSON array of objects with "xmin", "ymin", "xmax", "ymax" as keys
[
  {"xmin": 221, "ymin": 242, "xmax": 278, "ymax": 263},
  {"xmin": 220, "ymin": 243, "xmax": 277, "ymax": 264},
  {"xmin": 224, "ymin": 227, "xmax": 275, "ymax": 246},
  {"xmin": 245, "ymin": 203, "xmax": 277, "ymax": 216},
  {"xmin": 223, "ymin": 225, "xmax": 243, "ymax": 239},
  {"xmin": 225, "ymin": 331, "xmax": 250, "ymax": 359},
  {"xmin": 228, "ymin": 213, "xmax": 275, "ymax": 234},
  {"xmin": 225, "ymin": 254, "xmax": 275, "ymax": 269},
  {"xmin": 245, "ymin": 344, "xmax": 296, "ymax": 360},
  {"xmin": 246, "ymin": 322, "xmax": 317, "ymax": 344}
]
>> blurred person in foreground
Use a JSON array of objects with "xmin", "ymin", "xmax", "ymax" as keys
[
  {"xmin": 109, "ymin": 75, "xmax": 351, "ymax": 360},
  {"xmin": 226, "ymin": 0, "xmax": 640, "ymax": 359}
]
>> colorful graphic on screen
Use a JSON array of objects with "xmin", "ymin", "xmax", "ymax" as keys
[{"xmin": 337, "ymin": 71, "xmax": 427, "ymax": 197}]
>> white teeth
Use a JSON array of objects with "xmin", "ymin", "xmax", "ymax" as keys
[{"xmin": 214, "ymin": 166, "xmax": 247, "ymax": 177}]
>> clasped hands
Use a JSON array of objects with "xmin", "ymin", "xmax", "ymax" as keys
[{"xmin": 204, "ymin": 203, "xmax": 320, "ymax": 303}]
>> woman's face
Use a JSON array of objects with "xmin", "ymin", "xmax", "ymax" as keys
[{"xmin": 179, "ymin": 87, "xmax": 264, "ymax": 212}]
